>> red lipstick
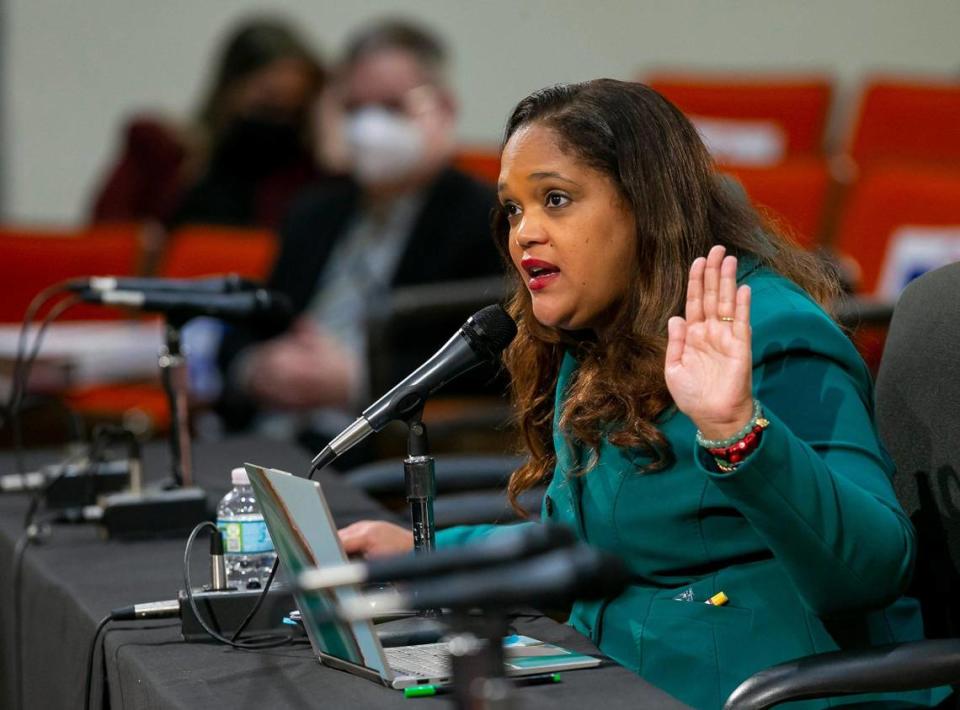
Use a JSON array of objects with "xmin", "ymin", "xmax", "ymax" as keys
[{"xmin": 521, "ymin": 257, "xmax": 560, "ymax": 291}]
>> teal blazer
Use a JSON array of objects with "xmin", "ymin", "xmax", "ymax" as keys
[{"xmin": 436, "ymin": 265, "xmax": 950, "ymax": 709}]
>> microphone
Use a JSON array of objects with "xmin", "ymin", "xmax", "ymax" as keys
[
  {"xmin": 331, "ymin": 544, "xmax": 630, "ymax": 621},
  {"xmin": 77, "ymin": 287, "xmax": 292, "ymax": 324},
  {"xmin": 299, "ymin": 524, "xmax": 576, "ymax": 592},
  {"xmin": 70, "ymin": 274, "xmax": 259, "ymax": 294},
  {"xmin": 310, "ymin": 304, "xmax": 517, "ymax": 471},
  {"xmin": 110, "ymin": 599, "xmax": 182, "ymax": 621}
]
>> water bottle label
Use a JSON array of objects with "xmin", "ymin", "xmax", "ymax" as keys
[{"xmin": 218, "ymin": 519, "xmax": 273, "ymax": 554}]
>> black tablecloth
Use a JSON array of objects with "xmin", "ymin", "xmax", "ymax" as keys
[{"xmin": 0, "ymin": 436, "xmax": 687, "ymax": 709}]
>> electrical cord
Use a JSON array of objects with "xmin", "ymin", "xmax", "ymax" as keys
[
  {"xmin": 21, "ymin": 425, "xmax": 111, "ymax": 532},
  {"xmin": 3, "ymin": 281, "xmax": 77, "ymax": 463},
  {"xmin": 14, "ymin": 439, "xmax": 97, "ymax": 710},
  {"xmin": 182, "ymin": 521, "xmax": 291, "ymax": 649},
  {"xmin": 222, "ymin": 458, "xmax": 330, "ymax": 645},
  {"xmin": 11, "ymin": 516, "xmax": 55, "ymax": 710},
  {"xmin": 3, "ymin": 280, "xmax": 78, "ymax": 427},
  {"xmin": 82, "ymin": 615, "xmax": 112, "ymax": 710},
  {"xmin": 14, "ymin": 439, "xmax": 92, "ymax": 710},
  {"xmin": 230, "ymin": 556, "xmax": 280, "ymax": 642},
  {"xmin": 15, "ymin": 425, "xmax": 131, "ymax": 710},
  {"xmin": 7, "ymin": 292, "xmax": 83, "ymax": 470}
]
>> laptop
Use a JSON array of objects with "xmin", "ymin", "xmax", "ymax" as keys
[{"xmin": 245, "ymin": 463, "xmax": 601, "ymax": 690}]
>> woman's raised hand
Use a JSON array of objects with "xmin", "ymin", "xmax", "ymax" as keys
[{"xmin": 664, "ymin": 245, "xmax": 755, "ymax": 440}]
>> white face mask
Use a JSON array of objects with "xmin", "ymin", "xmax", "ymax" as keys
[{"xmin": 345, "ymin": 107, "xmax": 426, "ymax": 186}]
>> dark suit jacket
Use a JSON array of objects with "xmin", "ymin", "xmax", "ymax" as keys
[{"xmin": 216, "ymin": 167, "xmax": 504, "ymax": 430}]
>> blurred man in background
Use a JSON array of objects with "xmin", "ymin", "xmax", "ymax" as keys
[{"xmin": 216, "ymin": 18, "xmax": 503, "ymax": 450}]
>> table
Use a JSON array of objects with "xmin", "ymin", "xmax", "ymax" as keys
[{"xmin": 0, "ymin": 436, "xmax": 687, "ymax": 709}]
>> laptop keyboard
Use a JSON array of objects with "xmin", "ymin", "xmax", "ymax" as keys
[{"xmin": 385, "ymin": 642, "xmax": 451, "ymax": 678}]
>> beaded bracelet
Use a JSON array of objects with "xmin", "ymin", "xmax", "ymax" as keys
[
  {"xmin": 695, "ymin": 399, "xmax": 764, "ymax": 449},
  {"xmin": 696, "ymin": 400, "xmax": 770, "ymax": 472}
]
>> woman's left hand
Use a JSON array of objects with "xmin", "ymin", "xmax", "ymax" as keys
[{"xmin": 664, "ymin": 245, "xmax": 755, "ymax": 440}]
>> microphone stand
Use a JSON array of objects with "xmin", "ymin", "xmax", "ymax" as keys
[
  {"xmin": 404, "ymin": 418, "xmax": 436, "ymax": 558},
  {"xmin": 371, "ymin": 411, "xmax": 447, "ymax": 647},
  {"xmin": 96, "ymin": 315, "xmax": 207, "ymax": 538},
  {"xmin": 158, "ymin": 319, "xmax": 192, "ymax": 487},
  {"xmin": 446, "ymin": 612, "xmax": 514, "ymax": 710}
]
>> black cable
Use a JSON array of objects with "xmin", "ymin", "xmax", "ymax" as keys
[
  {"xmin": 12, "ymin": 531, "xmax": 29, "ymax": 710},
  {"xmin": 8, "ymin": 293, "xmax": 82, "ymax": 469},
  {"xmin": 3, "ymin": 281, "xmax": 77, "ymax": 468},
  {"xmin": 182, "ymin": 521, "xmax": 291, "ymax": 649},
  {"xmin": 229, "ymin": 457, "xmax": 332, "ymax": 643},
  {"xmin": 15, "ymin": 426, "xmax": 127, "ymax": 709},
  {"xmin": 11, "ymin": 517, "xmax": 54, "ymax": 710},
  {"xmin": 82, "ymin": 615, "xmax": 112, "ymax": 710},
  {"xmin": 3, "ymin": 280, "xmax": 77, "ymax": 426},
  {"xmin": 22, "ymin": 426, "xmax": 109, "ymax": 532},
  {"xmin": 230, "ymin": 556, "xmax": 280, "ymax": 642}
]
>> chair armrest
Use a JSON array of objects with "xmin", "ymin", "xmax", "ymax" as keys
[
  {"xmin": 724, "ymin": 638, "xmax": 960, "ymax": 710},
  {"xmin": 344, "ymin": 455, "xmax": 524, "ymax": 497},
  {"xmin": 434, "ymin": 487, "xmax": 544, "ymax": 528},
  {"xmin": 833, "ymin": 296, "xmax": 895, "ymax": 329}
]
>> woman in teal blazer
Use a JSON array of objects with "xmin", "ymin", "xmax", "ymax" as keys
[{"xmin": 340, "ymin": 80, "xmax": 948, "ymax": 709}]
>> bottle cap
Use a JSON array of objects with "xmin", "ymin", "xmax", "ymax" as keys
[{"xmin": 231, "ymin": 467, "xmax": 250, "ymax": 486}]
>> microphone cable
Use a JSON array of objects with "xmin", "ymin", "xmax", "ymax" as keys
[
  {"xmin": 215, "ymin": 454, "xmax": 332, "ymax": 648},
  {"xmin": 5, "ymin": 286, "xmax": 83, "ymax": 471},
  {"xmin": 82, "ymin": 614, "xmax": 112, "ymax": 710},
  {"xmin": 181, "ymin": 521, "xmax": 293, "ymax": 649},
  {"xmin": 80, "ymin": 522, "xmax": 295, "ymax": 710},
  {"xmin": 13, "ymin": 433, "xmax": 109, "ymax": 710}
]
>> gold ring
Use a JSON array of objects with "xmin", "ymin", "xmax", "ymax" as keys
[{"xmin": 720, "ymin": 316, "xmax": 735, "ymax": 322}]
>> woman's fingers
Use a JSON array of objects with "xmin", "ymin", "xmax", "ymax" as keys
[
  {"xmin": 338, "ymin": 522, "xmax": 367, "ymax": 555},
  {"xmin": 733, "ymin": 284, "xmax": 751, "ymax": 339},
  {"xmin": 717, "ymin": 254, "xmax": 738, "ymax": 321},
  {"xmin": 685, "ymin": 257, "xmax": 706, "ymax": 322},
  {"xmin": 701, "ymin": 245, "xmax": 725, "ymax": 319},
  {"xmin": 665, "ymin": 316, "xmax": 687, "ymax": 369}
]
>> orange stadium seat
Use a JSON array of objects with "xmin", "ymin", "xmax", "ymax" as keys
[
  {"xmin": 454, "ymin": 148, "xmax": 501, "ymax": 185},
  {"xmin": 160, "ymin": 225, "xmax": 278, "ymax": 280},
  {"xmin": 66, "ymin": 225, "xmax": 278, "ymax": 435},
  {"xmin": 647, "ymin": 72, "xmax": 833, "ymax": 166},
  {"xmin": 833, "ymin": 165, "xmax": 960, "ymax": 297},
  {"xmin": 0, "ymin": 223, "xmax": 142, "ymax": 322},
  {"xmin": 725, "ymin": 158, "xmax": 832, "ymax": 249},
  {"xmin": 62, "ymin": 382, "xmax": 171, "ymax": 433},
  {"xmin": 846, "ymin": 76, "xmax": 960, "ymax": 170}
]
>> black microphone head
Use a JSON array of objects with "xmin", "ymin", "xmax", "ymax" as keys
[{"xmin": 461, "ymin": 304, "xmax": 517, "ymax": 362}]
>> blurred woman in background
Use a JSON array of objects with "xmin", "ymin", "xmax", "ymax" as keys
[{"xmin": 90, "ymin": 16, "xmax": 326, "ymax": 231}]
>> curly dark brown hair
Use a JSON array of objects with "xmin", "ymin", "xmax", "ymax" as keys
[{"xmin": 496, "ymin": 80, "xmax": 840, "ymax": 511}]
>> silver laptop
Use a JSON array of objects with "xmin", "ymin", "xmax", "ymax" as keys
[{"xmin": 245, "ymin": 463, "xmax": 600, "ymax": 690}]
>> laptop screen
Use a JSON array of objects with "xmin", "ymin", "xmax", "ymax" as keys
[{"xmin": 245, "ymin": 464, "xmax": 391, "ymax": 677}]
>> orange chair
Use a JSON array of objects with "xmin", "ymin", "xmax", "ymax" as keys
[
  {"xmin": 454, "ymin": 148, "xmax": 501, "ymax": 185},
  {"xmin": 833, "ymin": 165, "xmax": 960, "ymax": 296},
  {"xmin": 159, "ymin": 225, "xmax": 278, "ymax": 280},
  {"xmin": 0, "ymin": 223, "xmax": 143, "ymax": 322},
  {"xmin": 725, "ymin": 157, "xmax": 832, "ymax": 249},
  {"xmin": 647, "ymin": 72, "xmax": 833, "ymax": 165},
  {"xmin": 846, "ymin": 76, "xmax": 960, "ymax": 171},
  {"xmin": 62, "ymin": 382, "xmax": 171, "ymax": 433}
]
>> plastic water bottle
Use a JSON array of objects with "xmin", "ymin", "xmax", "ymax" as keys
[{"xmin": 216, "ymin": 467, "xmax": 276, "ymax": 590}]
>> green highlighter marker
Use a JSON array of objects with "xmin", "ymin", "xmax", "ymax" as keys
[{"xmin": 404, "ymin": 673, "xmax": 562, "ymax": 698}]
